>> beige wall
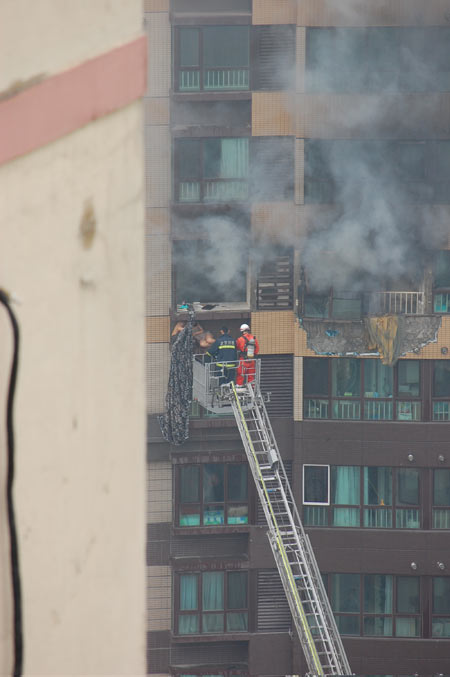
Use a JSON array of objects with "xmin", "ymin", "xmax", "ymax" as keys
[
  {"xmin": 0, "ymin": 102, "xmax": 146, "ymax": 676},
  {"xmin": 0, "ymin": 3, "xmax": 146, "ymax": 674},
  {"xmin": 0, "ymin": 0, "xmax": 142, "ymax": 92}
]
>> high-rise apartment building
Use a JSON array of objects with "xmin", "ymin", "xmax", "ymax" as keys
[{"xmin": 145, "ymin": 1, "xmax": 450, "ymax": 675}]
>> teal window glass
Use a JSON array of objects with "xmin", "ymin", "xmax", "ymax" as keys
[
  {"xmin": 364, "ymin": 467, "xmax": 392, "ymax": 506},
  {"xmin": 364, "ymin": 360, "xmax": 393, "ymax": 398},
  {"xmin": 435, "ymin": 251, "xmax": 450, "ymax": 288},
  {"xmin": 331, "ymin": 466, "xmax": 360, "ymax": 527},
  {"xmin": 434, "ymin": 361, "xmax": 450, "ymax": 397},
  {"xmin": 331, "ymin": 573, "xmax": 360, "ymax": 635},
  {"xmin": 332, "ymin": 359, "xmax": 360, "ymax": 397},
  {"xmin": 396, "ymin": 576, "xmax": 420, "ymax": 636},
  {"xmin": 180, "ymin": 28, "xmax": 200, "ymax": 67},
  {"xmin": 363, "ymin": 574, "xmax": 393, "ymax": 636},
  {"xmin": 397, "ymin": 361, "xmax": 420, "ymax": 397},
  {"xmin": 179, "ymin": 574, "xmax": 199, "ymax": 634},
  {"xmin": 203, "ymin": 26, "xmax": 249, "ymax": 69},
  {"xmin": 433, "ymin": 577, "xmax": 450, "ymax": 637}
]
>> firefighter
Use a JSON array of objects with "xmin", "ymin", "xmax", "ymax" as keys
[
  {"xmin": 236, "ymin": 323, "xmax": 259, "ymax": 386},
  {"xmin": 207, "ymin": 326, "xmax": 238, "ymax": 384}
]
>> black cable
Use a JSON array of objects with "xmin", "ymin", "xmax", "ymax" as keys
[{"xmin": 0, "ymin": 290, "xmax": 23, "ymax": 677}]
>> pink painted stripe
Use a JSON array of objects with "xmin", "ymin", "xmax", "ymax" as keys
[{"xmin": 0, "ymin": 35, "xmax": 147, "ymax": 166}]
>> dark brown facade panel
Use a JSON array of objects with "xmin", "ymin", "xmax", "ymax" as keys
[
  {"xmin": 147, "ymin": 630, "xmax": 171, "ymax": 674},
  {"xmin": 171, "ymin": 533, "xmax": 249, "ymax": 559},
  {"xmin": 171, "ymin": 640, "xmax": 248, "ymax": 666},
  {"xmin": 344, "ymin": 636, "xmax": 450, "ymax": 675},
  {"xmin": 147, "ymin": 523, "xmax": 171, "ymax": 566},
  {"xmin": 248, "ymin": 526, "xmax": 274, "ymax": 568},
  {"xmin": 298, "ymin": 419, "xmax": 450, "ymax": 442},
  {"xmin": 147, "ymin": 647, "xmax": 170, "ymax": 675},
  {"xmin": 248, "ymin": 633, "xmax": 292, "ymax": 677},
  {"xmin": 309, "ymin": 528, "xmax": 450, "ymax": 575}
]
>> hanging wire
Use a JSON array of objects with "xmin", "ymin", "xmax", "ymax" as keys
[{"xmin": 0, "ymin": 290, "xmax": 23, "ymax": 677}]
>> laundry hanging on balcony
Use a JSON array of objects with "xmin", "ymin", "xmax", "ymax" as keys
[{"xmin": 159, "ymin": 316, "xmax": 194, "ymax": 445}]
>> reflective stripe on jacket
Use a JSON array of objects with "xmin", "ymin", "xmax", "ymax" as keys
[{"xmin": 207, "ymin": 333, "xmax": 237, "ymax": 366}]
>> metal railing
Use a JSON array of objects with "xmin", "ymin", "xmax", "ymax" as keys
[
  {"xmin": 178, "ymin": 68, "xmax": 249, "ymax": 91},
  {"xmin": 365, "ymin": 291, "xmax": 424, "ymax": 315},
  {"xmin": 204, "ymin": 68, "xmax": 249, "ymax": 90},
  {"xmin": 192, "ymin": 357, "xmax": 261, "ymax": 415}
]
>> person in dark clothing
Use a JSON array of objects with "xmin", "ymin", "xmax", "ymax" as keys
[{"xmin": 207, "ymin": 326, "xmax": 238, "ymax": 384}]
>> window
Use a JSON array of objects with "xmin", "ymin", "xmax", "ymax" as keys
[
  {"xmin": 175, "ymin": 26, "xmax": 250, "ymax": 92},
  {"xmin": 177, "ymin": 463, "xmax": 249, "ymax": 527},
  {"xmin": 434, "ymin": 250, "xmax": 450, "ymax": 313},
  {"xmin": 177, "ymin": 570, "xmax": 248, "ymax": 635},
  {"xmin": 432, "ymin": 361, "xmax": 450, "ymax": 420},
  {"xmin": 328, "ymin": 574, "xmax": 420, "ymax": 637},
  {"xmin": 304, "ymin": 139, "xmax": 427, "ymax": 206},
  {"xmin": 306, "ymin": 27, "xmax": 450, "ymax": 94},
  {"xmin": 432, "ymin": 577, "xmax": 450, "ymax": 637},
  {"xmin": 303, "ymin": 466, "xmax": 420, "ymax": 529},
  {"xmin": 303, "ymin": 465, "xmax": 329, "ymax": 505},
  {"xmin": 173, "ymin": 237, "xmax": 248, "ymax": 306},
  {"xmin": 175, "ymin": 138, "xmax": 249, "ymax": 203},
  {"xmin": 303, "ymin": 358, "xmax": 422, "ymax": 421},
  {"xmin": 433, "ymin": 469, "xmax": 450, "ymax": 529}
]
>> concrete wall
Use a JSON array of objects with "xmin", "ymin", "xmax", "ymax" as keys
[{"xmin": 0, "ymin": 2, "xmax": 146, "ymax": 674}]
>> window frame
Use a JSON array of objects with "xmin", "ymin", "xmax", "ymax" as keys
[
  {"xmin": 327, "ymin": 573, "xmax": 421, "ymax": 638},
  {"xmin": 305, "ymin": 26, "xmax": 450, "ymax": 95},
  {"xmin": 303, "ymin": 357, "xmax": 425, "ymax": 422},
  {"xmin": 174, "ymin": 137, "xmax": 250, "ymax": 204},
  {"xmin": 303, "ymin": 465, "xmax": 422, "ymax": 530},
  {"xmin": 175, "ymin": 569, "xmax": 249, "ymax": 636},
  {"xmin": 174, "ymin": 25, "xmax": 251, "ymax": 93},
  {"xmin": 302, "ymin": 464, "xmax": 330, "ymax": 506},
  {"xmin": 176, "ymin": 461, "xmax": 251, "ymax": 528}
]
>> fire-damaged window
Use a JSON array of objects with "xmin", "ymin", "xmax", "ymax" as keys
[
  {"xmin": 303, "ymin": 357, "xmax": 424, "ymax": 422},
  {"xmin": 173, "ymin": 236, "xmax": 248, "ymax": 306},
  {"xmin": 256, "ymin": 247, "xmax": 294, "ymax": 310},
  {"xmin": 175, "ymin": 138, "xmax": 249, "ymax": 204},
  {"xmin": 303, "ymin": 465, "xmax": 420, "ymax": 530},
  {"xmin": 433, "ymin": 250, "xmax": 450, "ymax": 313},
  {"xmin": 176, "ymin": 570, "xmax": 248, "ymax": 635},
  {"xmin": 176, "ymin": 462, "xmax": 249, "ymax": 527},
  {"xmin": 174, "ymin": 26, "xmax": 250, "ymax": 92},
  {"xmin": 304, "ymin": 139, "xmax": 427, "ymax": 206},
  {"xmin": 306, "ymin": 26, "xmax": 450, "ymax": 93}
]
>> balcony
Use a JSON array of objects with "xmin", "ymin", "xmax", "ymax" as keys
[
  {"xmin": 364, "ymin": 291, "xmax": 425, "ymax": 316},
  {"xmin": 302, "ymin": 290, "xmax": 425, "ymax": 320}
]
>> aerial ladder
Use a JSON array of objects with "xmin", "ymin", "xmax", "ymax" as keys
[{"xmin": 192, "ymin": 357, "xmax": 352, "ymax": 677}]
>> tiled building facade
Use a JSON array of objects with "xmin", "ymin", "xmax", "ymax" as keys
[{"xmin": 145, "ymin": 1, "xmax": 450, "ymax": 675}]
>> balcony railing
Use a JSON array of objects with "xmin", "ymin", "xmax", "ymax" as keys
[
  {"xmin": 365, "ymin": 291, "xmax": 424, "ymax": 315},
  {"xmin": 204, "ymin": 68, "xmax": 249, "ymax": 90},
  {"xmin": 178, "ymin": 68, "xmax": 249, "ymax": 91}
]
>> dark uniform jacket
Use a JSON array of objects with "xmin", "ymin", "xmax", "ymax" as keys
[{"xmin": 207, "ymin": 333, "xmax": 237, "ymax": 366}]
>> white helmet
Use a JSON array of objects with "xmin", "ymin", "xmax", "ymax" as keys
[{"xmin": 240, "ymin": 324, "xmax": 250, "ymax": 332}]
